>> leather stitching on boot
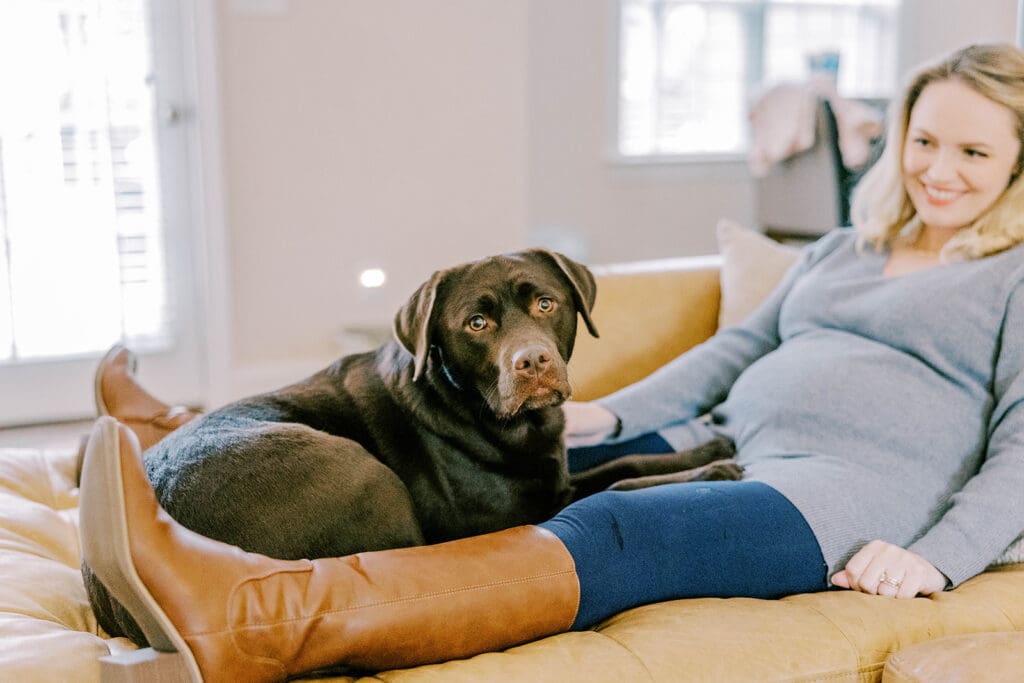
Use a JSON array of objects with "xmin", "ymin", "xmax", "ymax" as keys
[{"xmin": 186, "ymin": 567, "xmax": 578, "ymax": 637}]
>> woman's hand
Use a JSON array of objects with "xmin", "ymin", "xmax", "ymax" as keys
[
  {"xmin": 830, "ymin": 540, "xmax": 948, "ymax": 598},
  {"xmin": 562, "ymin": 401, "xmax": 619, "ymax": 448}
]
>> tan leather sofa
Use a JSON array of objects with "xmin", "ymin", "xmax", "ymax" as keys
[{"xmin": 1, "ymin": 255, "xmax": 1021, "ymax": 682}]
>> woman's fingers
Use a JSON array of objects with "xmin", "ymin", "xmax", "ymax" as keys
[
  {"xmin": 895, "ymin": 572, "xmax": 920, "ymax": 599},
  {"xmin": 832, "ymin": 540, "xmax": 944, "ymax": 598},
  {"xmin": 836, "ymin": 540, "xmax": 886, "ymax": 592},
  {"xmin": 830, "ymin": 569, "xmax": 850, "ymax": 588}
]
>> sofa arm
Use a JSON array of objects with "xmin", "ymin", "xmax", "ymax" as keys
[
  {"xmin": 569, "ymin": 256, "xmax": 722, "ymax": 401},
  {"xmin": 882, "ymin": 631, "xmax": 1024, "ymax": 683}
]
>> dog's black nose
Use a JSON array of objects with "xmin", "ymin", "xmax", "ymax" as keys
[{"xmin": 513, "ymin": 346, "xmax": 552, "ymax": 376}]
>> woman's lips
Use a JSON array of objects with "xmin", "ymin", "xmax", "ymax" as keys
[{"xmin": 922, "ymin": 183, "xmax": 964, "ymax": 206}]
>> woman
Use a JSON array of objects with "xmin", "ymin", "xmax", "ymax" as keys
[{"xmin": 81, "ymin": 43, "xmax": 1024, "ymax": 682}]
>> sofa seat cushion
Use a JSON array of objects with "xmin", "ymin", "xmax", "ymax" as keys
[
  {"xmin": 882, "ymin": 631, "xmax": 1024, "ymax": 683},
  {"xmin": 0, "ymin": 447, "xmax": 137, "ymax": 683},
  {"xmin": 328, "ymin": 564, "xmax": 1022, "ymax": 682},
  {"xmin": 2, "ymin": 436, "xmax": 1023, "ymax": 681}
]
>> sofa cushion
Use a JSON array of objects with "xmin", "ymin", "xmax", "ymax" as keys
[
  {"xmin": 0, "ymin": 447, "xmax": 135, "ymax": 683},
  {"xmin": 716, "ymin": 218, "xmax": 801, "ymax": 328},
  {"xmin": 569, "ymin": 220, "xmax": 799, "ymax": 400},
  {"xmin": 568, "ymin": 255, "xmax": 722, "ymax": 401},
  {"xmin": 328, "ymin": 564, "xmax": 1024, "ymax": 682},
  {"xmin": 3, "ymin": 445, "xmax": 1021, "ymax": 683},
  {"xmin": 882, "ymin": 631, "xmax": 1024, "ymax": 683}
]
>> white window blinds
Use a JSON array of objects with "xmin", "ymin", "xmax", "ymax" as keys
[{"xmin": 0, "ymin": 0, "xmax": 170, "ymax": 363}]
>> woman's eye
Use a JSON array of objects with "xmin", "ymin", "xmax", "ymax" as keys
[
  {"xmin": 914, "ymin": 138, "xmax": 930, "ymax": 146},
  {"xmin": 536, "ymin": 297, "xmax": 556, "ymax": 313},
  {"xmin": 468, "ymin": 315, "xmax": 488, "ymax": 331},
  {"xmin": 964, "ymin": 148, "xmax": 987, "ymax": 158}
]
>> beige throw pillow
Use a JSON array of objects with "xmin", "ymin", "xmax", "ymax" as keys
[{"xmin": 716, "ymin": 219, "xmax": 801, "ymax": 328}]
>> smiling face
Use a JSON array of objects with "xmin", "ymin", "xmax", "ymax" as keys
[{"xmin": 901, "ymin": 79, "xmax": 1021, "ymax": 238}]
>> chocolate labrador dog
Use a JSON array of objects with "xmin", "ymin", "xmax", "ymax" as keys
[{"xmin": 85, "ymin": 248, "xmax": 601, "ymax": 644}]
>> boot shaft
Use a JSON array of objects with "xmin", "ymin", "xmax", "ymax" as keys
[{"xmin": 189, "ymin": 526, "xmax": 579, "ymax": 677}]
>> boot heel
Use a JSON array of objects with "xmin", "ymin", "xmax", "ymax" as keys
[
  {"xmin": 80, "ymin": 417, "xmax": 202, "ymax": 682},
  {"xmin": 100, "ymin": 648, "xmax": 191, "ymax": 683}
]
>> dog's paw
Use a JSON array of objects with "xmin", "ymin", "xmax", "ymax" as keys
[{"xmin": 696, "ymin": 459, "xmax": 744, "ymax": 481}]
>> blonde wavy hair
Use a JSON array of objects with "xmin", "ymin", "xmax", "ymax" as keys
[{"xmin": 850, "ymin": 43, "xmax": 1024, "ymax": 260}]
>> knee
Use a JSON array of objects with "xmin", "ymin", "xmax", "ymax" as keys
[{"xmin": 541, "ymin": 489, "xmax": 635, "ymax": 552}]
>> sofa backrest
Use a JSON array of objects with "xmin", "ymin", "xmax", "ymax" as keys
[{"xmin": 568, "ymin": 256, "xmax": 721, "ymax": 401}]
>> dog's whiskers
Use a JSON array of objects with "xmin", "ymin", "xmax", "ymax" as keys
[
  {"xmin": 565, "ymin": 368, "xmax": 580, "ymax": 403},
  {"xmin": 479, "ymin": 382, "xmax": 506, "ymax": 421}
]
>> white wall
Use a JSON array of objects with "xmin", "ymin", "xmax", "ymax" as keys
[
  {"xmin": 527, "ymin": 0, "xmax": 753, "ymax": 265},
  {"xmin": 208, "ymin": 1, "xmax": 528, "ymax": 397},
  {"xmin": 899, "ymin": 0, "xmax": 1018, "ymax": 74},
  {"xmin": 199, "ymin": 0, "xmax": 1020, "ymax": 402}
]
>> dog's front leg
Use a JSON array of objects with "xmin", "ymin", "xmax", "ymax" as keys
[
  {"xmin": 605, "ymin": 458, "xmax": 743, "ymax": 492},
  {"xmin": 569, "ymin": 437, "xmax": 737, "ymax": 500}
]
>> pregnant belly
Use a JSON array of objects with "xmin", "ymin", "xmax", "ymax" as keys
[{"xmin": 712, "ymin": 331, "xmax": 982, "ymax": 464}]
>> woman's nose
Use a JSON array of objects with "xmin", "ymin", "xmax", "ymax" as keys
[{"xmin": 923, "ymin": 149, "xmax": 959, "ymax": 184}]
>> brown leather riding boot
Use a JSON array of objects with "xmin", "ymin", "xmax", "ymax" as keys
[
  {"xmin": 79, "ymin": 417, "xmax": 580, "ymax": 683},
  {"xmin": 94, "ymin": 344, "xmax": 202, "ymax": 450}
]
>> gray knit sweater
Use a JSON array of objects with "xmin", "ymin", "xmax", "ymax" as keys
[{"xmin": 598, "ymin": 230, "xmax": 1024, "ymax": 587}]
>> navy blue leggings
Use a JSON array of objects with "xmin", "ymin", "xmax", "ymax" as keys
[{"xmin": 540, "ymin": 480, "xmax": 827, "ymax": 629}]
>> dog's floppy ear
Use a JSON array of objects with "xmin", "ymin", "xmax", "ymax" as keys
[
  {"xmin": 393, "ymin": 269, "xmax": 447, "ymax": 381},
  {"xmin": 526, "ymin": 249, "xmax": 599, "ymax": 338}
]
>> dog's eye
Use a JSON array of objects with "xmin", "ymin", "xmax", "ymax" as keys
[
  {"xmin": 535, "ymin": 297, "xmax": 556, "ymax": 314},
  {"xmin": 468, "ymin": 315, "xmax": 488, "ymax": 331}
]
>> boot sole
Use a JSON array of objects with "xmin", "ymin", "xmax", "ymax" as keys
[{"xmin": 80, "ymin": 417, "xmax": 202, "ymax": 683}]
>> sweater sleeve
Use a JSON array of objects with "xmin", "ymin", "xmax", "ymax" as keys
[
  {"xmin": 596, "ymin": 231, "xmax": 844, "ymax": 442},
  {"xmin": 908, "ymin": 275, "xmax": 1024, "ymax": 587}
]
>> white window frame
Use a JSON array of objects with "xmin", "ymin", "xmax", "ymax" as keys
[
  {"xmin": 609, "ymin": 0, "xmax": 899, "ymax": 165},
  {"xmin": 0, "ymin": 0, "xmax": 217, "ymax": 426}
]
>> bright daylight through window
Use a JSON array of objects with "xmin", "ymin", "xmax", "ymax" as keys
[
  {"xmin": 618, "ymin": 0, "xmax": 900, "ymax": 158},
  {"xmin": 0, "ymin": 0, "xmax": 168, "ymax": 363}
]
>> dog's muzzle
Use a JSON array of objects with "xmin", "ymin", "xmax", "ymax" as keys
[{"xmin": 495, "ymin": 344, "xmax": 571, "ymax": 417}]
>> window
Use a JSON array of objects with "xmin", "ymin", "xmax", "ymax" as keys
[
  {"xmin": 0, "ymin": 0, "xmax": 205, "ymax": 425},
  {"xmin": 0, "ymin": 0, "xmax": 170, "ymax": 361},
  {"xmin": 617, "ymin": 0, "xmax": 900, "ymax": 159}
]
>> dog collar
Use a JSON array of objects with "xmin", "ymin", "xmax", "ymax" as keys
[{"xmin": 432, "ymin": 346, "xmax": 463, "ymax": 391}]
